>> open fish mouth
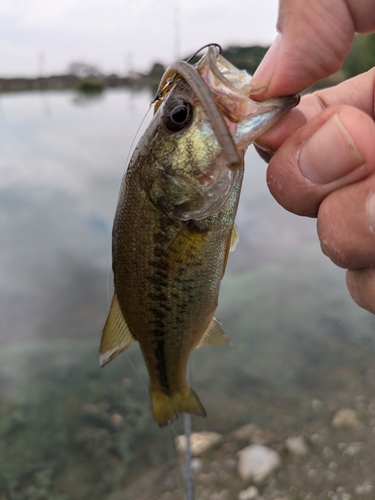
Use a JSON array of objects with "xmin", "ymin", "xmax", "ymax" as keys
[
  {"xmin": 151, "ymin": 45, "xmax": 299, "ymax": 220},
  {"xmin": 154, "ymin": 49, "xmax": 242, "ymax": 172},
  {"xmin": 196, "ymin": 45, "xmax": 300, "ymax": 131}
]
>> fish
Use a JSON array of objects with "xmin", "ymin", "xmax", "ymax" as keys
[{"xmin": 100, "ymin": 45, "xmax": 299, "ymax": 426}]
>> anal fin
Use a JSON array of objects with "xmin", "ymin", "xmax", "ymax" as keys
[
  {"xmin": 196, "ymin": 317, "xmax": 232, "ymax": 348},
  {"xmin": 100, "ymin": 293, "xmax": 136, "ymax": 367}
]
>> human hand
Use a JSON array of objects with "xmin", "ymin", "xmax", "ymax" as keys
[
  {"xmin": 249, "ymin": 0, "xmax": 375, "ymax": 314},
  {"xmin": 250, "ymin": 0, "xmax": 375, "ymax": 99}
]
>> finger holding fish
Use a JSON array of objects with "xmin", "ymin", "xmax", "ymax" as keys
[
  {"xmin": 255, "ymin": 70, "xmax": 375, "ymax": 217},
  {"xmin": 255, "ymin": 68, "xmax": 375, "ymax": 315}
]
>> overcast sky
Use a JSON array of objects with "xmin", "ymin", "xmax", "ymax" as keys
[{"xmin": 2, "ymin": 0, "xmax": 279, "ymax": 77}]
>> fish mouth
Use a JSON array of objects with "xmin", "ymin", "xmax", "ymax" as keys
[
  {"xmin": 197, "ymin": 46, "xmax": 300, "ymax": 126},
  {"xmin": 155, "ymin": 58, "xmax": 242, "ymax": 171},
  {"xmin": 153, "ymin": 46, "xmax": 299, "ymax": 220},
  {"xmin": 200, "ymin": 45, "xmax": 253, "ymax": 96}
]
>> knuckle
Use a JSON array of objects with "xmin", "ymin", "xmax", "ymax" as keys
[
  {"xmin": 317, "ymin": 196, "xmax": 354, "ymax": 268},
  {"xmin": 346, "ymin": 268, "xmax": 375, "ymax": 315}
]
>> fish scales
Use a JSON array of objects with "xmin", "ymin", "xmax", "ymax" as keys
[
  {"xmin": 113, "ymin": 141, "xmax": 244, "ymax": 396},
  {"xmin": 101, "ymin": 46, "xmax": 299, "ymax": 426}
]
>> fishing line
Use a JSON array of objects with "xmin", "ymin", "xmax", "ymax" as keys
[
  {"xmin": 171, "ymin": 360, "xmax": 194, "ymax": 500},
  {"xmin": 185, "ymin": 43, "xmax": 222, "ymax": 63},
  {"xmin": 122, "ymin": 103, "xmax": 153, "ymax": 176},
  {"xmin": 123, "ymin": 352, "xmax": 190, "ymax": 499},
  {"xmin": 183, "ymin": 359, "xmax": 194, "ymax": 500},
  {"xmin": 106, "ymin": 103, "xmax": 153, "ymax": 308},
  {"xmin": 151, "ymin": 43, "xmax": 222, "ymax": 105},
  {"xmin": 167, "ymin": 414, "xmax": 194, "ymax": 500},
  {"xmin": 106, "ymin": 248, "xmax": 113, "ymax": 308},
  {"xmin": 165, "ymin": 362, "xmax": 194, "ymax": 500},
  {"xmin": 183, "ymin": 412, "xmax": 194, "ymax": 500},
  {"xmin": 125, "ymin": 352, "xmax": 189, "ymax": 498},
  {"xmin": 124, "ymin": 338, "xmax": 186, "ymax": 495},
  {"xmin": 165, "ymin": 422, "xmax": 186, "ymax": 499},
  {"xmin": 124, "ymin": 351, "xmax": 149, "ymax": 391},
  {"xmin": 105, "ymin": 47, "xmax": 225, "ymax": 499}
]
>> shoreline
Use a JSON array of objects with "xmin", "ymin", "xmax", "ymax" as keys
[{"xmin": 0, "ymin": 74, "xmax": 159, "ymax": 94}]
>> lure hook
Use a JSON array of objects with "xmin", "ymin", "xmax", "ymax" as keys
[
  {"xmin": 151, "ymin": 43, "xmax": 222, "ymax": 105},
  {"xmin": 185, "ymin": 43, "xmax": 222, "ymax": 64}
]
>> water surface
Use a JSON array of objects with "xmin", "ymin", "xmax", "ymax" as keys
[{"xmin": 1, "ymin": 89, "xmax": 375, "ymax": 499}]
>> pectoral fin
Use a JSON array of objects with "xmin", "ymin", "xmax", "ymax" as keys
[
  {"xmin": 100, "ymin": 293, "xmax": 136, "ymax": 367},
  {"xmin": 158, "ymin": 221, "xmax": 208, "ymax": 278},
  {"xmin": 230, "ymin": 223, "xmax": 239, "ymax": 252},
  {"xmin": 196, "ymin": 317, "xmax": 232, "ymax": 348},
  {"xmin": 222, "ymin": 223, "xmax": 239, "ymax": 278}
]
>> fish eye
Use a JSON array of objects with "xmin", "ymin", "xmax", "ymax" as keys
[{"xmin": 163, "ymin": 99, "xmax": 192, "ymax": 132}]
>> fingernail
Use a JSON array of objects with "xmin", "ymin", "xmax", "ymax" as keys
[
  {"xmin": 299, "ymin": 114, "xmax": 364, "ymax": 184},
  {"xmin": 367, "ymin": 192, "xmax": 375, "ymax": 234},
  {"xmin": 250, "ymin": 34, "xmax": 282, "ymax": 95}
]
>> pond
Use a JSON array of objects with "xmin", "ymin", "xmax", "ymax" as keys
[{"xmin": 1, "ymin": 88, "xmax": 375, "ymax": 499}]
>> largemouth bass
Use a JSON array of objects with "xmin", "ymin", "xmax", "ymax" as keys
[{"xmin": 100, "ymin": 46, "xmax": 298, "ymax": 426}]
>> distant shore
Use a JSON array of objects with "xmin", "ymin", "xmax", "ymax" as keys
[
  {"xmin": 1, "ymin": 34, "xmax": 373, "ymax": 95},
  {"xmin": 0, "ymin": 74, "xmax": 159, "ymax": 94}
]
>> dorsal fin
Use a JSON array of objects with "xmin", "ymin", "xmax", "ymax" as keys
[
  {"xmin": 196, "ymin": 317, "xmax": 232, "ymax": 348},
  {"xmin": 99, "ymin": 293, "xmax": 136, "ymax": 367}
]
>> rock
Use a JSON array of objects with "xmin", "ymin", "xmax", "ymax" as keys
[
  {"xmin": 237, "ymin": 444, "xmax": 281, "ymax": 484},
  {"xmin": 311, "ymin": 398, "xmax": 324, "ymax": 411},
  {"xmin": 355, "ymin": 481, "xmax": 374, "ymax": 495},
  {"xmin": 238, "ymin": 485, "xmax": 259, "ymax": 500},
  {"xmin": 232, "ymin": 424, "xmax": 258, "ymax": 441},
  {"xmin": 285, "ymin": 436, "xmax": 308, "ymax": 456},
  {"xmin": 191, "ymin": 458, "xmax": 202, "ymax": 472},
  {"xmin": 160, "ymin": 493, "xmax": 173, "ymax": 500},
  {"xmin": 82, "ymin": 403, "xmax": 98, "ymax": 414},
  {"xmin": 225, "ymin": 458, "xmax": 237, "ymax": 470},
  {"xmin": 232, "ymin": 423, "xmax": 276, "ymax": 445},
  {"xmin": 310, "ymin": 433, "xmax": 323, "ymax": 445},
  {"xmin": 110, "ymin": 413, "xmax": 123, "ymax": 428},
  {"xmin": 175, "ymin": 431, "xmax": 222, "ymax": 456},
  {"xmin": 343, "ymin": 442, "xmax": 361, "ymax": 456},
  {"xmin": 332, "ymin": 408, "xmax": 362, "ymax": 429}
]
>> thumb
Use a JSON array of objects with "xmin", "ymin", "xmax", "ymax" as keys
[{"xmin": 250, "ymin": 0, "xmax": 375, "ymax": 99}]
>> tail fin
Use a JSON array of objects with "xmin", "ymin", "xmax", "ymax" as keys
[{"xmin": 150, "ymin": 386, "xmax": 206, "ymax": 427}]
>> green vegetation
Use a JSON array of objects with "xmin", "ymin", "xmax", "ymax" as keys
[
  {"xmin": 222, "ymin": 35, "xmax": 374, "ymax": 87},
  {"xmin": 146, "ymin": 63, "xmax": 165, "ymax": 81},
  {"xmin": 77, "ymin": 77, "xmax": 105, "ymax": 94},
  {"xmin": 309, "ymin": 32, "xmax": 375, "ymax": 89},
  {"xmin": 221, "ymin": 45, "xmax": 268, "ymax": 75},
  {"xmin": 185, "ymin": 45, "xmax": 268, "ymax": 75},
  {"xmin": 342, "ymin": 33, "xmax": 375, "ymax": 78}
]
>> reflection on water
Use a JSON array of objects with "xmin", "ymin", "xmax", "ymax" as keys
[{"xmin": 1, "ymin": 89, "xmax": 375, "ymax": 499}]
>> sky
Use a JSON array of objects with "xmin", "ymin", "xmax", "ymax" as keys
[{"xmin": 1, "ymin": 0, "xmax": 279, "ymax": 78}]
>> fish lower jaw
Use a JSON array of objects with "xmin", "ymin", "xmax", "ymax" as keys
[{"xmin": 150, "ymin": 386, "xmax": 206, "ymax": 427}]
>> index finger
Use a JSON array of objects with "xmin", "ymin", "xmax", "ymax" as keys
[
  {"xmin": 250, "ymin": 0, "xmax": 375, "ymax": 99},
  {"xmin": 258, "ymin": 69, "xmax": 375, "ymax": 217},
  {"xmin": 256, "ymin": 69, "xmax": 375, "ymax": 153}
]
